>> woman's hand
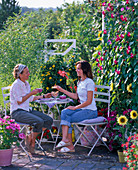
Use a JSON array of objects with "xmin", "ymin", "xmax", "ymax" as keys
[
  {"xmin": 52, "ymin": 85, "xmax": 62, "ymax": 92},
  {"xmin": 66, "ymin": 106, "xmax": 76, "ymax": 110},
  {"xmin": 44, "ymin": 93, "xmax": 52, "ymax": 98},
  {"xmin": 31, "ymin": 89, "xmax": 39, "ymax": 95}
]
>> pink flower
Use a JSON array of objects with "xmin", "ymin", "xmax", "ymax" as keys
[
  {"xmin": 114, "ymin": 60, "xmax": 118, "ymax": 64},
  {"xmin": 126, "ymin": 0, "xmax": 129, "ymax": 4},
  {"xmin": 110, "ymin": 7, "xmax": 114, "ymax": 11},
  {"xmin": 19, "ymin": 133, "xmax": 26, "ymax": 139},
  {"xmin": 97, "ymin": 63, "xmax": 100, "ymax": 67},
  {"xmin": 121, "ymin": 7, "xmax": 124, "ymax": 11},
  {"xmin": 128, "ymin": 46, "xmax": 131, "ymax": 50},
  {"xmin": 120, "ymin": 34, "xmax": 124, "ymax": 39},
  {"xmin": 127, "ymin": 32, "xmax": 131, "ymax": 37},
  {"xmin": 124, "ymin": 17, "xmax": 127, "ymax": 22},
  {"xmin": 130, "ymin": 53, "xmax": 134, "ymax": 58},
  {"xmin": 100, "ymin": 66, "xmax": 103, "ymax": 70},
  {"xmin": 102, "ymin": 2, "xmax": 106, "ymax": 6},
  {"xmin": 102, "ymin": 11, "xmax": 105, "ymax": 15},
  {"xmin": 115, "ymin": 70, "xmax": 120, "ymax": 75},
  {"xmin": 96, "ymin": 58, "xmax": 99, "ymax": 62},
  {"xmin": 111, "ymin": 14, "xmax": 114, "ymax": 18},
  {"xmin": 120, "ymin": 15, "xmax": 124, "ymax": 21},
  {"xmin": 6, "ymin": 126, "xmax": 10, "ymax": 129},
  {"xmin": 126, "ymin": 7, "xmax": 130, "ymax": 10},
  {"xmin": 98, "ymin": 51, "xmax": 101, "ymax": 55},
  {"xmin": 127, "ymin": 49, "xmax": 130, "ymax": 54},
  {"xmin": 103, "ymin": 30, "xmax": 107, "ymax": 34},
  {"xmin": 100, "ymin": 57, "xmax": 104, "ymax": 61},
  {"xmin": 98, "ymin": 70, "xmax": 100, "ymax": 73}
]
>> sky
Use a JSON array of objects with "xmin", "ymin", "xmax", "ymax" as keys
[{"xmin": 10, "ymin": 0, "xmax": 84, "ymax": 8}]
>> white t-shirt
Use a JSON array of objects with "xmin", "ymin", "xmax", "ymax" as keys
[
  {"xmin": 77, "ymin": 78, "xmax": 97, "ymax": 110},
  {"xmin": 10, "ymin": 79, "xmax": 34, "ymax": 114}
]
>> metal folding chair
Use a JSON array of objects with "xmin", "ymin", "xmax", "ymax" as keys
[
  {"xmin": 1, "ymin": 86, "xmax": 46, "ymax": 161},
  {"xmin": 73, "ymin": 85, "xmax": 111, "ymax": 156}
]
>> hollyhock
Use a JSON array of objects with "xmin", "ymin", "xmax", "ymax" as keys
[
  {"xmin": 103, "ymin": 30, "xmax": 107, "ymax": 34},
  {"xmin": 130, "ymin": 53, "xmax": 134, "ymax": 58},
  {"xmin": 100, "ymin": 66, "xmax": 103, "ymax": 70},
  {"xmin": 120, "ymin": 15, "xmax": 124, "ymax": 21},
  {"xmin": 127, "ymin": 32, "xmax": 131, "ymax": 37},
  {"xmin": 126, "ymin": 0, "xmax": 129, "ymax": 4},
  {"xmin": 114, "ymin": 60, "xmax": 118, "ymax": 64},
  {"xmin": 100, "ymin": 57, "xmax": 104, "ymax": 61},
  {"xmin": 124, "ymin": 17, "xmax": 128, "ymax": 22},
  {"xmin": 120, "ymin": 34, "xmax": 124, "ymax": 39},
  {"xmin": 102, "ymin": 11, "xmax": 105, "ymax": 15},
  {"xmin": 102, "ymin": 2, "xmax": 106, "ymax": 6},
  {"xmin": 121, "ymin": 7, "xmax": 124, "ymax": 11},
  {"xmin": 128, "ymin": 46, "xmax": 131, "ymax": 50},
  {"xmin": 98, "ymin": 51, "xmax": 101, "ymax": 55},
  {"xmin": 98, "ymin": 70, "xmax": 100, "ymax": 73},
  {"xmin": 106, "ymin": 7, "xmax": 110, "ymax": 11},
  {"xmin": 127, "ymin": 49, "xmax": 130, "ymax": 54},
  {"xmin": 96, "ymin": 58, "xmax": 99, "ymax": 62},
  {"xmin": 98, "ymin": 63, "xmax": 100, "ymax": 67},
  {"xmin": 108, "ymin": 39, "xmax": 112, "ymax": 44},
  {"xmin": 115, "ymin": 70, "xmax": 120, "ymax": 75}
]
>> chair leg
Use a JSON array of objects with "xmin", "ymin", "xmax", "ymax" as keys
[{"xmin": 19, "ymin": 140, "xmax": 32, "ymax": 161}]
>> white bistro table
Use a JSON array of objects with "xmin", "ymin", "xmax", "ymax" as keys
[{"xmin": 35, "ymin": 97, "xmax": 73, "ymax": 150}]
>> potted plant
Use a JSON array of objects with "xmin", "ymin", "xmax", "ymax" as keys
[
  {"xmin": 0, "ymin": 116, "xmax": 26, "ymax": 166},
  {"xmin": 122, "ymin": 133, "xmax": 138, "ymax": 170},
  {"xmin": 106, "ymin": 109, "xmax": 138, "ymax": 162}
]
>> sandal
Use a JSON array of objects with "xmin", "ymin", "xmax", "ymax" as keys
[
  {"xmin": 55, "ymin": 141, "xmax": 71, "ymax": 149},
  {"xmin": 58, "ymin": 147, "xmax": 75, "ymax": 153}
]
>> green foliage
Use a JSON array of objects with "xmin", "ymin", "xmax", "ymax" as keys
[
  {"xmin": 0, "ymin": 0, "xmax": 20, "ymax": 30},
  {"xmin": 94, "ymin": 0, "xmax": 138, "ymax": 112},
  {"xmin": 0, "ymin": 9, "xmax": 62, "ymax": 85},
  {"xmin": 39, "ymin": 51, "xmax": 80, "ymax": 94}
]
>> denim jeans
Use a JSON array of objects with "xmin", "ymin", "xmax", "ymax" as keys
[{"xmin": 60, "ymin": 109, "xmax": 97, "ymax": 133}]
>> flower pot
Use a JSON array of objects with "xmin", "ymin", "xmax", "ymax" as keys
[
  {"xmin": 117, "ymin": 150, "xmax": 126, "ymax": 163},
  {"xmin": 0, "ymin": 148, "xmax": 13, "ymax": 166}
]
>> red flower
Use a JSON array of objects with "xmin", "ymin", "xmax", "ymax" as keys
[
  {"xmin": 127, "ymin": 32, "xmax": 131, "ymax": 37},
  {"xmin": 111, "ymin": 14, "xmax": 114, "ymax": 18},
  {"xmin": 74, "ymin": 86, "xmax": 77, "ymax": 91},
  {"xmin": 103, "ymin": 30, "xmax": 107, "ymax": 34},
  {"xmin": 98, "ymin": 51, "xmax": 101, "ymax": 55}
]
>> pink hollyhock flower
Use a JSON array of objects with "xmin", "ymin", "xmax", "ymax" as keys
[
  {"xmin": 115, "ymin": 70, "xmax": 120, "ymax": 75},
  {"xmin": 106, "ymin": 7, "xmax": 110, "ymax": 11},
  {"xmin": 100, "ymin": 57, "xmax": 104, "ymax": 61},
  {"xmin": 120, "ymin": 15, "xmax": 124, "ymax": 21},
  {"xmin": 102, "ymin": 11, "xmax": 105, "ymax": 15},
  {"xmin": 102, "ymin": 2, "xmax": 106, "ymax": 6},
  {"xmin": 103, "ymin": 30, "xmax": 107, "ymax": 34},
  {"xmin": 111, "ymin": 14, "xmax": 114, "ymax": 18},
  {"xmin": 127, "ymin": 32, "xmax": 131, "ymax": 37},
  {"xmin": 121, "ymin": 7, "xmax": 124, "ymax": 11},
  {"xmin": 128, "ymin": 46, "xmax": 131, "ymax": 50},
  {"xmin": 114, "ymin": 60, "xmax": 118, "ymax": 64},
  {"xmin": 96, "ymin": 58, "xmax": 99, "ymax": 62},
  {"xmin": 120, "ymin": 34, "xmax": 124, "ymax": 39},
  {"xmin": 110, "ymin": 7, "xmax": 114, "ymax": 11},
  {"xmin": 100, "ymin": 66, "xmax": 103, "ymax": 70},
  {"xmin": 108, "ymin": 39, "xmax": 112, "ymax": 44},
  {"xmin": 126, "ymin": 7, "xmax": 130, "ymax": 10},
  {"xmin": 98, "ymin": 70, "xmax": 100, "ymax": 73},
  {"xmin": 108, "ymin": 3, "xmax": 111, "ymax": 7},
  {"xmin": 126, "ymin": 0, "xmax": 129, "ymax": 4},
  {"xmin": 127, "ymin": 49, "xmax": 130, "ymax": 54},
  {"xmin": 130, "ymin": 53, "xmax": 134, "ymax": 58},
  {"xmin": 124, "ymin": 17, "xmax": 127, "ymax": 22},
  {"xmin": 98, "ymin": 51, "xmax": 101, "ymax": 55},
  {"xmin": 97, "ymin": 63, "xmax": 100, "ymax": 67}
]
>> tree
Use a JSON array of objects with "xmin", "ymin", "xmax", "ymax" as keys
[{"xmin": 0, "ymin": 0, "xmax": 20, "ymax": 30}]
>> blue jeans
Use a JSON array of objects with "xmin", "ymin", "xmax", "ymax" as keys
[{"xmin": 60, "ymin": 109, "xmax": 97, "ymax": 133}]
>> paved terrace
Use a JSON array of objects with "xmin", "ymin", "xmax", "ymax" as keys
[{"xmin": 0, "ymin": 143, "xmax": 126, "ymax": 170}]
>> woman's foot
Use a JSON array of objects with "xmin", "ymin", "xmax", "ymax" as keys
[
  {"xmin": 58, "ymin": 144, "xmax": 75, "ymax": 153},
  {"xmin": 55, "ymin": 140, "xmax": 71, "ymax": 149}
]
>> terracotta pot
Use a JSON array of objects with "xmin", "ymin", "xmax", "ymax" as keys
[
  {"xmin": 0, "ymin": 148, "xmax": 13, "ymax": 166},
  {"xmin": 117, "ymin": 150, "xmax": 126, "ymax": 163}
]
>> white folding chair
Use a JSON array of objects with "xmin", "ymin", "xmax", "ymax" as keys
[
  {"xmin": 73, "ymin": 85, "xmax": 111, "ymax": 156},
  {"xmin": 1, "ymin": 86, "xmax": 46, "ymax": 161}
]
